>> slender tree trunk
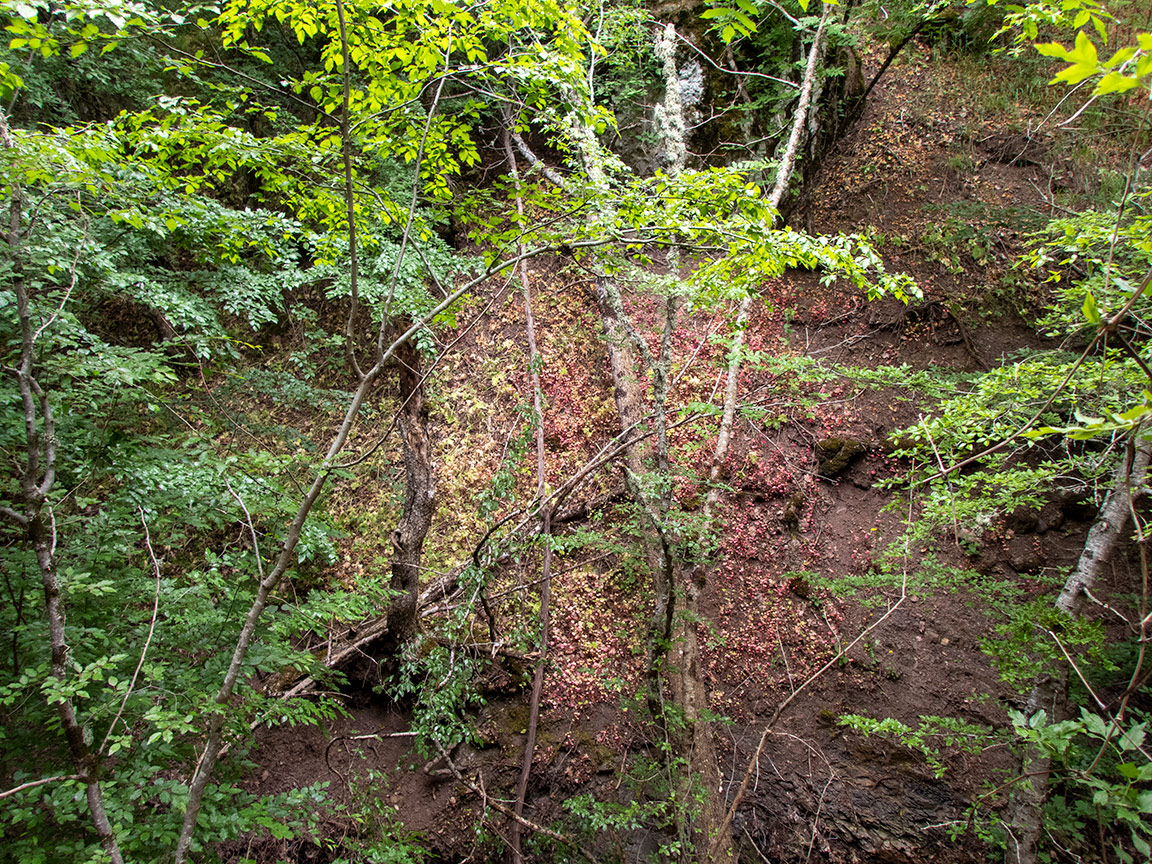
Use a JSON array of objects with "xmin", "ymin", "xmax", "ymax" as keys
[
  {"xmin": 0, "ymin": 110, "xmax": 126, "ymax": 864},
  {"xmin": 849, "ymin": 17, "xmax": 930, "ymax": 127},
  {"xmin": 501, "ymin": 117, "xmax": 555, "ymax": 864},
  {"xmin": 594, "ymin": 276, "xmax": 675, "ymax": 724},
  {"xmin": 1005, "ymin": 442, "xmax": 1150, "ymax": 864},
  {"xmin": 386, "ymin": 330, "xmax": 437, "ymax": 645},
  {"xmin": 690, "ymin": 14, "xmax": 829, "ymax": 861},
  {"xmin": 31, "ymin": 511, "xmax": 126, "ymax": 864}
]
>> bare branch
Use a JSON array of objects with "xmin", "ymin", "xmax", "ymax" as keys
[
  {"xmin": 0, "ymin": 773, "xmax": 81, "ymax": 800},
  {"xmin": 99, "ymin": 508, "xmax": 164, "ymax": 756}
]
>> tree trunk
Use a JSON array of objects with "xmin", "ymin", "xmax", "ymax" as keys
[
  {"xmin": 502, "ymin": 114, "xmax": 555, "ymax": 864},
  {"xmin": 594, "ymin": 276, "xmax": 676, "ymax": 722},
  {"xmin": 1005, "ymin": 442, "xmax": 1151, "ymax": 864},
  {"xmin": 0, "ymin": 109, "xmax": 126, "ymax": 864},
  {"xmin": 386, "ymin": 330, "xmax": 436, "ymax": 646}
]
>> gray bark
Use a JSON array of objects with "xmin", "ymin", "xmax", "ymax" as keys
[{"xmin": 0, "ymin": 110, "xmax": 125, "ymax": 864}]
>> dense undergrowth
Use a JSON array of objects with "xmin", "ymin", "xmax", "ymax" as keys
[{"xmin": 2, "ymin": 0, "xmax": 1152, "ymax": 862}]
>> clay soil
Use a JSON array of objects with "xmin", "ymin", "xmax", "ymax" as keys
[{"xmin": 230, "ymin": 41, "xmax": 1130, "ymax": 864}]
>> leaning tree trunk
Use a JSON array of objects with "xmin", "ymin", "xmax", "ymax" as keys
[
  {"xmin": 1005, "ymin": 442, "xmax": 1151, "ymax": 864},
  {"xmin": 385, "ymin": 329, "xmax": 436, "ymax": 646}
]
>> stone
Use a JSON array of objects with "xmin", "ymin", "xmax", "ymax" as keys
[
  {"xmin": 1004, "ymin": 505, "xmax": 1039, "ymax": 534},
  {"xmin": 1009, "ymin": 548, "xmax": 1043, "ymax": 574},
  {"xmin": 816, "ymin": 437, "xmax": 867, "ymax": 478},
  {"xmin": 1036, "ymin": 502, "xmax": 1064, "ymax": 533}
]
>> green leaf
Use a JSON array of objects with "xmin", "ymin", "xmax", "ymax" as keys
[
  {"xmin": 1070, "ymin": 30, "xmax": 1099, "ymax": 66},
  {"xmin": 70, "ymin": 41, "xmax": 87, "ymax": 58},
  {"xmin": 1082, "ymin": 710, "xmax": 1109, "ymax": 737},
  {"xmin": 730, "ymin": 10, "xmax": 757, "ymax": 32},
  {"xmin": 1118, "ymin": 722, "xmax": 1146, "ymax": 752},
  {"xmin": 1106, "ymin": 46, "xmax": 1137, "ymax": 67},
  {"xmin": 1083, "ymin": 290, "xmax": 1101, "ymax": 324},
  {"xmin": 1132, "ymin": 830, "xmax": 1151, "ymax": 859},
  {"xmin": 1035, "ymin": 42, "xmax": 1072, "ymax": 59},
  {"xmin": 1093, "ymin": 15, "xmax": 1107, "ymax": 43},
  {"xmin": 1053, "ymin": 62, "xmax": 1100, "ymax": 85},
  {"xmin": 1095, "ymin": 71, "xmax": 1138, "ymax": 94}
]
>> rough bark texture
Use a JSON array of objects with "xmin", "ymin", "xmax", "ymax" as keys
[
  {"xmin": 386, "ymin": 331, "xmax": 437, "ymax": 646},
  {"xmin": 594, "ymin": 276, "xmax": 675, "ymax": 720}
]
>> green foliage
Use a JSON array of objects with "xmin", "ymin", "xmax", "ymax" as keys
[
  {"xmin": 1027, "ymin": 193, "xmax": 1152, "ymax": 338},
  {"xmin": 811, "ymin": 549, "xmax": 1038, "ymax": 609},
  {"xmin": 884, "ymin": 347, "xmax": 1145, "ymax": 542},
  {"xmin": 987, "ymin": 0, "xmax": 1113, "ymax": 51},
  {"xmin": 1, "ymin": 0, "xmax": 595, "ymax": 853},
  {"xmin": 1010, "ymin": 707, "xmax": 1152, "ymax": 862},
  {"xmin": 6, "ymin": 0, "xmax": 1145, "ymax": 860},
  {"xmin": 561, "ymin": 747, "xmax": 708, "ymax": 862},
  {"xmin": 980, "ymin": 600, "xmax": 1113, "ymax": 692},
  {"xmin": 838, "ymin": 713, "xmax": 1000, "ymax": 777},
  {"xmin": 326, "ymin": 769, "xmax": 430, "ymax": 863},
  {"xmin": 587, "ymin": 1, "xmax": 661, "ymax": 112},
  {"xmin": 391, "ymin": 572, "xmax": 487, "ymax": 758},
  {"xmin": 701, "ymin": 0, "xmax": 764, "ymax": 45}
]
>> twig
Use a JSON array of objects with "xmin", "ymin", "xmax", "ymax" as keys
[
  {"xmin": 776, "ymin": 629, "xmax": 795, "ymax": 694},
  {"xmin": 917, "ymin": 413, "xmax": 960, "ymax": 547},
  {"xmin": 671, "ymin": 29, "xmax": 799, "ymax": 88},
  {"xmin": 804, "ymin": 774, "xmax": 833, "ymax": 864},
  {"xmin": 709, "ymin": 586, "xmax": 908, "ymax": 861},
  {"xmin": 1081, "ymin": 587, "xmax": 1132, "ymax": 626},
  {"xmin": 226, "ymin": 481, "xmax": 265, "ymax": 581},
  {"xmin": 431, "ymin": 740, "xmax": 592, "ymax": 861},
  {"xmin": 708, "ymin": 482, "xmax": 912, "ymax": 862},
  {"xmin": 98, "ymin": 508, "xmax": 163, "ymax": 756},
  {"xmin": 0, "ymin": 773, "xmax": 81, "ymax": 800},
  {"xmin": 31, "ymin": 235, "xmax": 83, "ymax": 345},
  {"xmin": 742, "ymin": 827, "xmax": 773, "ymax": 864}
]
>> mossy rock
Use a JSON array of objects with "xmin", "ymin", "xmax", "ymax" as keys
[
  {"xmin": 816, "ymin": 437, "xmax": 867, "ymax": 477},
  {"xmin": 499, "ymin": 703, "xmax": 532, "ymax": 736}
]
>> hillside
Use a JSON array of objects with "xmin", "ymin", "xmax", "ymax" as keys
[{"xmin": 1, "ymin": 2, "xmax": 1151, "ymax": 863}]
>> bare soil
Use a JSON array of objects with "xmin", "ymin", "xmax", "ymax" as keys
[{"xmin": 233, "ymin": 44, "xmax": 1115, "ymax": 864}]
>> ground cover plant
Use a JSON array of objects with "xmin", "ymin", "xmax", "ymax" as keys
[{"xmin": 2, "ymin": 1, "xmax": 1152, "ymax": 863}]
